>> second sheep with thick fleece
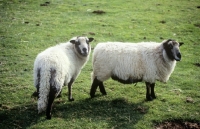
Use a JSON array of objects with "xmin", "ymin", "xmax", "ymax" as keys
[
  {"xmin": 90, "ymin": 39, "xmax": 183, "ymax": 101},
  {"xmin": 33, "ymin": 36, "xmax": 94, "ymax": 119}
]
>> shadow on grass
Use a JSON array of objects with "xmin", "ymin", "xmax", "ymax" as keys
[
  {"xmin": 0, "ymin": 103, "xmax": 43, "ymax": 128},
  {"xmin": 0, "ymin": 97, "xmax": 148, "ymax": 128},
  {"xmin": 54, "ymin": 97, "xmax": 148, "ymax": 128}
]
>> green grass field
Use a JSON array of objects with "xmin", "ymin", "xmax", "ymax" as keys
[{"xmin": 0, "ymin": 0, "xmax": 200, "ymax": 128}]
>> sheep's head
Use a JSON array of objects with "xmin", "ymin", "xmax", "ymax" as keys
[
  {"xmin": 163, "ymin": 39, "xmax": 184, "ymax": 61},
  {"xmin": 70, "ymin": 36, "xmax": 94, "ymax": 57}
]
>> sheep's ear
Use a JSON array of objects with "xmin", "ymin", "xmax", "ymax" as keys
[
  {"xmin": 179, "ymin": 42, "xmax": 184, "ymax": 46},
  {"xmin": 70, "ymin": 40, "xmax": 76, "ymax": 44},
  {"xmin": 88, "ymin": 38, "xmax": 94, "ymax": 42}
]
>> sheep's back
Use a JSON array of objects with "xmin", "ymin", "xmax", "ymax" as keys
[
  {"xmin": 34, "ymin": 44, "xmax": 78, "ymax": 82},
  {"xmin": 93, "ymin": 42, "xmax": 161, "ymax": 82}
]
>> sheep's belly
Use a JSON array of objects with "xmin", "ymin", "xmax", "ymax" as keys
[{"xmin": 111, "ymin": 75, "xmax": 142, "ymax": 84}]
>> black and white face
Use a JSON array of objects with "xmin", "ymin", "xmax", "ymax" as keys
[
  {"xmin": 163, "ymin": 39, "xmax": 184, "ymax": 61},
  {"xmin": 70, "ymin": 36, "xmax": 94, "ymax": 57}
]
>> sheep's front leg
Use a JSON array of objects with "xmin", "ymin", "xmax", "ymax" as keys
[
  {"xmin": 68, "ymin": 78, "xmax": 74, "ymax": 101},
  {"xmin": 57, "ymin": 90, "xmax": 62, "ymax": 98}
]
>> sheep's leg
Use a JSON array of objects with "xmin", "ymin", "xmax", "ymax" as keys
[
  {"xmin": 150, "ymin": 83, "xmax": 156, "ymax": 99},
  {"xmin": 99, "ymin": 82, "xmax": 107, "ymax": 95},
  {"xmin": 90, "ymin": 77, "xmax": 100, "ymax": 98},
  {"xmin": 32, "ymin": 68, "xmax": 40, "ymax": 98},
  {"xmin": 145, "ymin": 82, "xmax": 153, "ymax": 101},
  {"xmin": 36, "ymin": 69, "xmax": 40, "ymax": 98},
  {"xmin": 46, "ymin": 86, "xmax": 57, "ymax": 120},
  {"xmin": 68, "ymin": 78, "xmax": 74, "ymax": 101},
  {"xmin": 37, "ymin": 86, "xmax": 39, "ymax": 98},
  {"xmin": 46, "ymin": 69, "xmax": 57, "ymax": 120},
  {"xmin": 31, "ymin": 87, "xmax": 39, "ymax": 98},
  {"xmin": 57, "ymin": 90, "xmax": 62, "ymax": 98}
]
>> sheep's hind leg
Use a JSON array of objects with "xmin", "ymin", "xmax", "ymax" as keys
[
  {"xmin": 99, "ymin": 81, "xmax": 107, "ymax": 95},
  {"xmin": 32, "ymin": 68, "xmax": 40, "ymax": 98},
  {"xmin": 90, "ymin": 77, "xmax": 100, "ymax": 98},
  {"xmin": 68, "ymin": 78, "xmax": 74, "ymax": 101},
  {"xmin": 46, "ymin": 86, "xmax": 57, "ymax": 120},
  {"xmin": 150, "ymin": 83, "xmax": 156, "ymax": 99},
  {"xmin": 145, "ymin": 82, "xmax": 153, "ymax": 101},
  {"xmin": 46, "ymin": 69, "xmax": 57, "ymax": 120}
]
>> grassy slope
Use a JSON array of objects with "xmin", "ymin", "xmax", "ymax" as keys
[{"xmin": 0, "ymin": 0, "xmax": 199, "ymax": 128}]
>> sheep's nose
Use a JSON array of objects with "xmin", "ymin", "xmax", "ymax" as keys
[
  {"xmin": 82, "ymin": 48, "xmax": 88, "ymax": 56},
  {"xmin": 175, "ymin": 52, "xmax": 181, "ymax": 61},
  {"xmin": 83, "ymin": 48, "xmax": 87, "ymax": 53},
  {"xmin": 177, "ymin": 52, "xmax": 181, "ymax": 59}
]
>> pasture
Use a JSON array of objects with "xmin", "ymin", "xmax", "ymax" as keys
[{"xmin": 0, "ymin": 0, "xmax": 200, "ymax": 128}]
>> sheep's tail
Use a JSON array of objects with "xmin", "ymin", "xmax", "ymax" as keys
[{"xmin": 37, "ymin": 68, "xmax": 51, "ymax": 114}]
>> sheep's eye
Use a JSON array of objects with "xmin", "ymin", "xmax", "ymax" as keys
[
  {"xmin": 76, "ymin": 41, "xmax": 80, "ymax": 45},
  {"xmin": 86, "ymin": 40, "xmax": 89, "ymax": 44}
]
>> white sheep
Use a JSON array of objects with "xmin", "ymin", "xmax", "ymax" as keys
[
  {"xmin": 90, "ymin": 39, "xmax": 183, "ymax": 101},
  {"xmin": 33, "ymin": 36, "xmax": 94, "ymax": 119}
]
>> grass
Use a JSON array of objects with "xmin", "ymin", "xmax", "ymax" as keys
[{"xmin": 0, "ymin": 0, "xmax": 200, "ymax": 128}]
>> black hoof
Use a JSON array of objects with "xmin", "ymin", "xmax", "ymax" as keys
[
  {"xmin": 69, "ymin": 98, "xmax": 74, "ymax": 101},
  {"xmin": 151, "ymin": 95, "xmax": 156, "ymax": 99},
  {"xmin": 31, "ymin": 91, "xmax": 38, "ymax": 98},
  {"xmin": 46, "ymin": 115, "xmax": 51, "ymax": 120},
  {"xmin": 146, "ymin": 96, "xmax": 153, "ymax": 101},
  {"xmin": 102, "ymin": 92, "xmax": 107, "ymax": 95},
  {"xmin": 90, "ymin": 93, "xmax": 95, "ymax": 98}
]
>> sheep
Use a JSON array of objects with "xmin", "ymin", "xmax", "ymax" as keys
[
  {"xmin": 90, "ymin": 39, "xmax": 183, "ymax": 101},
  {"xmin": 33, "ymin": 36, "xmax": 94, "ymax": 119}
]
